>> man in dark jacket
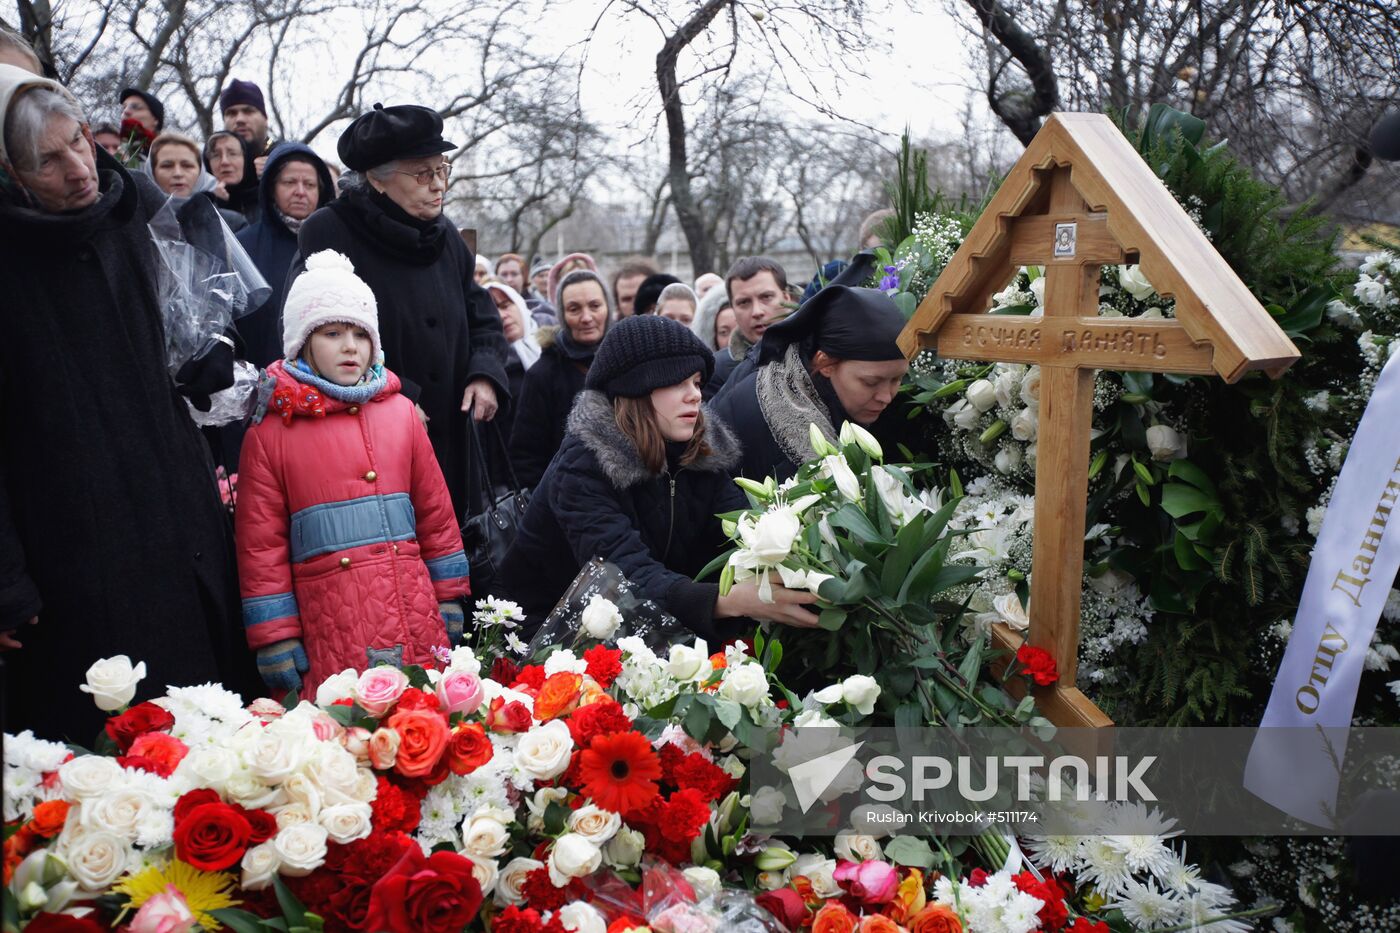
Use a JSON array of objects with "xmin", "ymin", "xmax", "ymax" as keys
[
  {"xmin": 294, "ymin": 104, "xmax": 508, "ymax": 518},
  {"xmin": 704, "ymin": 256, "xmax": 789, "ymax": 400},
  {"xmin": 235, "ymin": 143, "xmax": 333, "ymax": 367},
  {"xmin": 0, "ymin": 66, "xmax": 254, "ymax": 741}
]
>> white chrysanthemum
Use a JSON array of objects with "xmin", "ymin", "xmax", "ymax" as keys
[
  {"xmin": 1111, "ymin": 880, "xmax": 1183, "ymax": 928},
  {"xmin": 1077, "ymin": 836, "xmax": 1135, "ymax": 896},
  {"xmin": 1022, "ymin": 834, "xmax": 1083, "ymax": 874}
]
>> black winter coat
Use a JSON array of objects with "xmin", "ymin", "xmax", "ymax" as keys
[
  {"xmin": 499, "ymin": 391, "xmax": 747, "ymax": 640},
  {"xmin": 0, "ymin": 157, "xmax": 256, "ymax": 741},
  {"xmin": 508, "ymin": 329, "xmax": 591, "ymax": 488},
  {"xmin": 295, "ymin": 187, "xmax": 510, "ymax": 518},
  {"xmin": 234, "ymin": 144, "xmax": 334, "ymax": 368}
]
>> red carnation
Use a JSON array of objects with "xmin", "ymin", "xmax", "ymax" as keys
[
  {"xmin": 122, "ymin": 732, "xmax": 188, "ymax": 777},
  {"xmin": 105, "ymin": 701, "xmax": 175, "ymax": 752},
  {"xmin": 1014, "ymin": 871, "xmax": 1069, "ymax": 930},
  {"xmin": 494, "ymin": 905, "xmax": 546, "ymax": 933},
  {"xmin": 566, "ymin": 698, "xmax": 633, "ymax": 747},
  {"xmin": 366, "ymin": 847, "xmax": 483, "ymax": 933},
  {"xmin": 968, "ymin": 868, "xmax": 988, "ymax": 887},
  {"xmin": 520, "ymin": 867, "xmax": 586, "ymax": 912},
  {"xmin": 396, "ymin": 687, "xmax": 441, "ymax": 712},
  {"xmin": 582, "ymin": 644, "xmax": 623, "ymax": 688},
  {"xmin": 657, "ymin": 788, "xmax": 711, "ymax": 844},
  {"xmin": 1068, "ymin": 921, "xmax": 1111, "ymax": 933},
  {"xmin": 20, "ymin": 914, "xmax": 108, "ymax": 933},
  {"xmin": 1016, "ymin": 645, "xmax": 1060, "ymax": 686},
  {"xmin": 172, "ymin": 801, "xmax": 252, "ymax": 871},
  {"xmin": 512, "ymin": 665, "xmax": 546, "ymax": 691},
  {"xmin": 370, "ymin": 776, "xmax": 422, "ymax": 835},
  {"xmin": 670, "ymin": 753, "xmax": 736, "ymax": 802}
]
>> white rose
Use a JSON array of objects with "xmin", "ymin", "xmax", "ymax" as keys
[
  {"xmin": 681, "ymin": 866, "xmax": 722, "ymax": 901},
  {"xmin": 993, "ymin": 592, "xmax": 1030, "ymax": 631},
  {"xmin": 792, "ymin": 854, "xmax": 840, "ymax": 897},
  {"xmin": 63, "ymin": 830, "xmax": 131, "ymax": 892},
  {"xmin": 748, "ymin": 786, "xmax": 787, "ymax": 825},
  {"xmin": 273, "ymin": 823, "xmax": 328, "ymax": 877},
  {"xmin": 604, "ymin": 826, "xmax": 645, "ymax": 868},
  {"xmin": 515, "ymin": 720, "xmax": 574, "ymax": 781},
  {"xmin": 792, "ymin": 708, "xmax": 837, "ymax": 728},
  {"xmin": 994, "ymin": 445, "xmax": 1022, "ymax": 474},
  {"xmin": 993, "ymin": 371, "xmax": 1020, "ymax": 408},
  {"xmin": 1117, "ymin": 264, "xmax": 1156, "ymax": 300},
  {"xmin": 548, "ymin": 833, "xmax": 602, "ymax": 886},
  {"xmin": 667, "ymin": 640, "xmax": 710, "ymax": 682},
  {"xmin": 225, "ymin": 772, "xmax": 278, "ymax": 810},
  {"xmin": 463, "ymin": 808, "xmax": 513, "ymax": 858},
  {"xmin": 303, "ymin": 744, "xmax": 362, "ymax": 804},
  {"xmin": 756, "ymin": 869, "xmax": 790, "ymax": 890},
  {"xmin": 78, "ymin": 656, "xmax": 146, "ymax": 711},
  {"xmin": 449, "ymin": 646, "xmax": 483, "ymax": 677},
  {"xmin": 82, "ymin": 787, "xmax": 154, "ymax": 841},
  {"xmin": 834, "ymin": 831, "xmax": 883, "ymax": 862},
  {"xmin": 58, "ymin": 756, "xmax": 122, "ymax": 800},
  {"xmin": 495, "ymin": 857, "xmax": 543, "ymax": 906},
  {"xmin": 839, "ymin": 675, "xmax": 881, "ymax": 716},
  {"xmin": 1020, "ymin": 367, "xmax": 1042, "ymax": 407},
  {"xmin": 1010, "ymin": 407, "xmax": 1038, "ymax": 442},
  {"xmin": 318, "ymin": 803, "xmax": 372, "ymax": 844},
  {"xmin": 238, "ymin": 720, "xmax": 309, "ymax": 784},
  {"xmin": 177, "ymin": 745, "xmax": 237, "ymax": 792},
  {"xmin": 966, "ymin": 379, "xmax": 997, "ymax": 412},
  {"xmin": 464, "ymin": 853, "xmax": 499, "ymax": 895},
  {"xmin": 822, "ymin": 454, "xmax": 862, "ymax": 501},
  {"xmin": 274, "ymin": 803, "xmax": 315, "ymax": 830},
  {"xmin": 743, "ymin": 506, "xmax": 802, "ymax": 565},
  {"xmin": 241, "ymin": 842, "xmax": 281, "ymax": 890},
  {"xmin": 559, "ymin": 902, "xmax": 608, "ymax": 933},
  {"xmin": 581, "ymin": 595, "xmax": 624, "ymax": 641},
  {"xmin": 568, "ymin": 804, "xmax": 621, "ymax": 845},
  {"xmin": 719, "ymin": 662, "xmax": 769, "ymax": 708},
  {"xmin": 952, "ymin": 399, "xmax": 982, "ymax": 430},
  {"xmin": 1146, "ymin": 424, "xmax": 1188, "ymax": 461},
  {"xmin": 526, "ymin": 786, "xmax": 570, "ymax": 833},
  {"xmin": 314, "ymin": 669, "xmax": 360, "ymax": 707}
]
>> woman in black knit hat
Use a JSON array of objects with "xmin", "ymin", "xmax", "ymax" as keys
[{"xmin": 499, "ymin": 315, "xmax": 819, "ymax": 639}]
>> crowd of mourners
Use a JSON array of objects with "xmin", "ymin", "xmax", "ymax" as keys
[{"xmin": 0, "ymin": 28, "xmax": 914, "ymax": 741}]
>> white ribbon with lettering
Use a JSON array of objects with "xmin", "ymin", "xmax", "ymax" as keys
[{"xmin": 1244, "ymin": 350, "xmax": 1400, "ymax": 826}]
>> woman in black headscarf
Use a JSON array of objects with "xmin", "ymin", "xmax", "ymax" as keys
[
  {"xmin": 710, "ymin": 285, "xmax": 909, "ymax": 481},
  {"xmin": 204, "ymin": 130, "xmax": 260, "ymax": 225}
]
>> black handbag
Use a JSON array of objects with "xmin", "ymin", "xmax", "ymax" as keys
[{"xmin": 460, "ymin": 415, "xmax": 531, "ymax": 598}]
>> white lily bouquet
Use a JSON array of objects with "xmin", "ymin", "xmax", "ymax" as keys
[{"xmin": 703, "ymin": 423, "xmax": 1046, "ymax": 727}]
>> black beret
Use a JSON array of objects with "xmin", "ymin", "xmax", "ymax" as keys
[
  {"xmin": 337, "ymin": 103, "xmax": 455, "ymax": 172},
  {"xmin": 632, "ymin": 273, "xmax": 681, "ymax": 315},
  {"xmin": 119, "ymin": 87, "xmax": 164, "ymax": 130}
]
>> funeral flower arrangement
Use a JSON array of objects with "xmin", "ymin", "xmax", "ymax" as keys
[
  {"xmin": 2, "ymin": 631, "xmax": 1258, "ymax": 933},
  {"xmin": 874, "ymin": 107, "xmax": 1400, "ymax": 928}
]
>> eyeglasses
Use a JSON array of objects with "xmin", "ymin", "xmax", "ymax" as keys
[{"xmin": 392, "ymin": 163, "xmax": 452, "ymax": 186}]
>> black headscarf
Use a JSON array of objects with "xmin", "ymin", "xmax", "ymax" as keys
[
  {"xmin": 203, "ymin": 131, "xmax": 259, "ymax": 212},
  {"xmin": 757, "ymin": 285, "xmax": 906, "ymax": 366}
]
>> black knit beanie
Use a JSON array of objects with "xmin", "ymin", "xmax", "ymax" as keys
[{"xmin": 585, "ymin": 315, "xmax": 715, "ymax": 399}]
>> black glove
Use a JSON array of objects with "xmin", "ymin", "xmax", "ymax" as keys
[{"xmin": 176, "ymin": 337, "xmax": 236, "ymax": 411}]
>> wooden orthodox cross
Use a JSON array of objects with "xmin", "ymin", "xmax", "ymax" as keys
[{"xmin": 899, "ymin": 113, "xmax": 1300, "ymax": 727}]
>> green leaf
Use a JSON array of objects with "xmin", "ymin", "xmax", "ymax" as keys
[
  {"xmin": 818, "ymin": 607, "xmax": 848, "ymax": 631},
  {"xmin": 696, "ymin": 547, "xmax": 737, "ymax": 583},
  {"xmin": 1141, "ymin": 103, "xmax": 1206, "ymax": 154},
  {"xmin": 880, "ymin": 512, "xmax": 926, "ymax": 597},
  {"xmin": 714, "ymin": 698, "xmax": 743, "ymax": 730},
  {"xmin": 274, "ymin": 875, "xmax": 309, "ymax": 930},
  {"xmin": 893, "ymin": 292, "xmax": 918, "ymax": 318},
  {"xmin": 1273, "ymin": 284, "xmax": 1333, "ymax": 336},
  {"xmin": 957, "ymin": 635, "xmax": 986, "ymax": 685},
  {"xmin": 1160, "ymin": 483, "xmax": 1220, "ymax": 518},
  {"xmin": 544, "ymin": 800, "xmax": 570, "ymax": 835},
  {"xmin": 211, "ymin": 910, "xmax": 274, "ymax": 933},
  {"xmin": 1167, "ymin": 459, "xmax": 1217, "ymax": 496},
  {"xmin": 828, "ymin": 504, "xmax": 887, "ymax": 545},
  {"xmin": 683, "ymin": 695, "xmax": 714, "ymax": 742},
  {"xmin": 884, "ymin": 835, "xmax": 936, "ymax": 870},
  {"xmin": 1173, "ymin": 531, "xmax": 1208, "ymax": 570}
]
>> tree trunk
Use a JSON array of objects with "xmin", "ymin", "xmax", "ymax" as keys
[
  {"xmin": 656, "ymin": 0, "xmax": 731, "ymax": 276},
  {"xmin": 135, "ymin": 0, "xmax": 188, "ymax": 90},
  {"xmin": 964, "ymin": 0, "xmax": 1059, "ymax": 145},
  {"xmin": 15, "ymin": 0, "xmax": 54, "ymax": 70}
]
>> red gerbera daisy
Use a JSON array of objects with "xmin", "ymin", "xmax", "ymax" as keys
[{"xmin": 578, "ymin": 732, "xmax": 662, "ymax": 815}]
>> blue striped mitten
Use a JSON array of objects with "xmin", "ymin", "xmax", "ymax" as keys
[
  {"xmin": 256, "ymin": 638, "xmax": 309, "ymax": 695},
  {"xmin": 440, "ymin": 600, "xmax": 465, "ymax": 646}
]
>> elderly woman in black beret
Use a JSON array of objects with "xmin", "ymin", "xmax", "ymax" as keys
[
  {"xmin": 293, "ymin": 104, "xmax": 509, "ymax": 519},
  {"xmin": 710, "ymin": 285, "xmax": 910, "ymax": 482}
]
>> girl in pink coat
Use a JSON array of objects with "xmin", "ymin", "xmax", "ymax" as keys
[{"xmin": 236, "ymin": 250, "xmax": 470, "ymax": 697}]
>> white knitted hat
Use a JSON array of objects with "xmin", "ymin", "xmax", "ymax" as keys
[{"xmin": 282, "ymin": 250, "xmax": 383, "ymax": 364}]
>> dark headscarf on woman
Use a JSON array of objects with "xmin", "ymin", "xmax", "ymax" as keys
[
  {"xmin": 757, "ymin": 285, "xmax": 906, "ymax": 365},
  {"xmin": 203, "ymin": 130, "xmax": 260, "ymax": 221}
]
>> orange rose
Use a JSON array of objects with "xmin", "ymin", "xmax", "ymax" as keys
[
  {"xmin": 28, "ymin": 800, "xmax": 70, "ymax": 838},
  {"xmin": 578, "ymin": 677, "xmax": 609, "ymax": 708},
  {"xmin": 386, "ymin": 708, "xmax": 450, "ymax": 777},
  {"xmin": 533, "ymin": 672, "xmax": 583, "ymax": 721},
  {"xmin": 885, "ymin": 869, "xmax": 927, "ymax": 923},
  {"xmin": 858, "ymin": 914, "xmax": 902, "ymax": 933},
  {"xmin": 907, "ymin": 904, "xmax": 962, "ymax": 933},
  {"xmin": 812, "ymin": 903, "xmax": 859, "ymax": 933}
]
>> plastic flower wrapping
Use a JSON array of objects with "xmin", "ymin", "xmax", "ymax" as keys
[{"xmin": 2, "ymin": 630, "xmax": 1249, "ymax": 932}]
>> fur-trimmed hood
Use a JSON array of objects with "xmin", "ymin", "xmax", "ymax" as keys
[{"xmin": 565, "ymin": 389, "xmax": 742, "ymax": 489}]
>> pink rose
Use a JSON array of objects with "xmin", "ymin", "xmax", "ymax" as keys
[
  {"xmin": 246, "ymin": 697, "xmax": 286, "ymax": 722},
  {"xmin": 369, "ymin": 728, "xmax": 401, "ymax": 771},
  {"xmin": 342, "ymin": 726, "xmax": 372, "ymax": 763},
  {"xmin": 436, "ymin": 671, "xmax": 484, "ymax": 716},
  {"xmin": 129, "ymin": 884, "xmax": 196, "ymax": 933},
  {"xmin": 834, "ymin": 860, "xmax": 899, "ymax": 905},
  {"xmin": 652, "ymin": 904, "xmax": 721, "ymax": 933},
  {"xmin": 355, "ymin": 667, "xmax": 410, "ymax": 718},
  {"xmin": 310, "ymin": 711, "xmax": 345, "ymax": 743}
]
